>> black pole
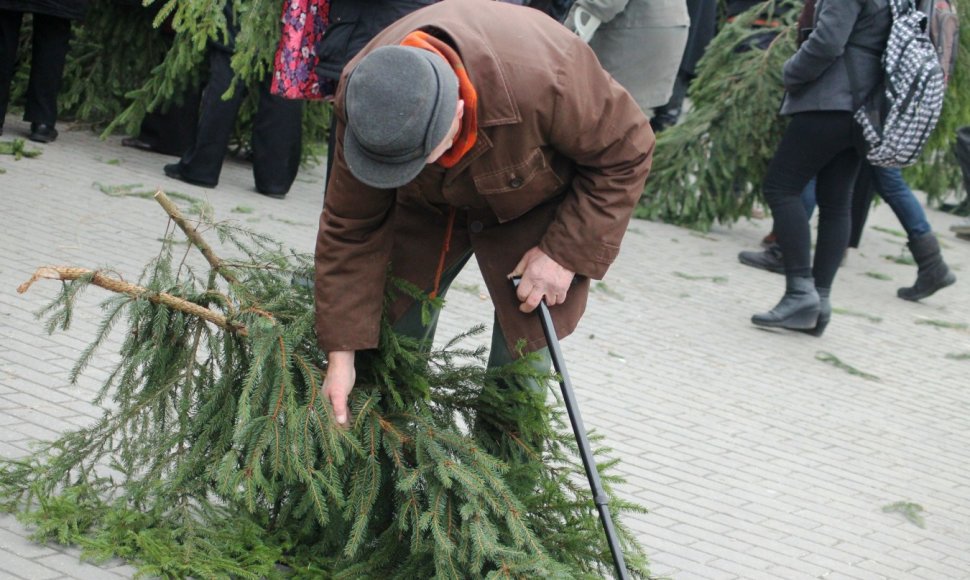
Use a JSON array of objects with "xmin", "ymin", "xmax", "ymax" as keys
[{"xmin": 513, "ymin": 279, "xmax": 629, "ymax": 579}]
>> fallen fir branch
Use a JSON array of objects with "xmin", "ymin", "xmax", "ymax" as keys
[
  {"xmin": 872, "ymin": 226, "xmax": 907, "ymax": 238},
  {"xmin": 815, "ymin": 351, "xmax": 880, "ymax": 382},
  {"xmin": 882, "ymin": 253, "xmax": 916, "ymax": 266},
  {"xmin": 0, "ymin": 138, "xmax": 42, "ymax": 159},
  {"xmin": 673, "ymin": 271, "xmax": 728, "ymax": 284},
  {"xmin": 882, "ymin": 501, "xmax": 926, "ymax": 528},
  {"xmin": 831, "ymin": 308, "xmax": 883, "ymax": 324},
  {"xmin": 915, "ymin": 319, "xmax": 970, "ymax": 332}
]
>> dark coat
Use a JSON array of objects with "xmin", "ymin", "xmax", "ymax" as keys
[
  {"xmin": 0, "ymin": 0, "xmax": 88, "ymax": 20},
  {"xmin": 780, "ymin": 0, "xmax": 891, "ymax": 115},
  {"xmin": 314, "ymin": 0, "xmax": 653, "ymax": 354},
  {"xmin": 314, "ymin": 0, "xmax": 436, "ymax": 81}
]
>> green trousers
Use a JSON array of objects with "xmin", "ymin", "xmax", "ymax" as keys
[{"xmin": 391, "ymin": 250, "xmax": 551, "ymax": 376}]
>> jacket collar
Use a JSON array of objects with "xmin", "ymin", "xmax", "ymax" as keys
[{"xmin": 420, "ymin": 25, "xmax": 521, "ymax": 128}]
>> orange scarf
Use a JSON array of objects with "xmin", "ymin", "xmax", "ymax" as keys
[{"xmin": 400, "ymin": 31, "xmax": 477, "ymax": 167}]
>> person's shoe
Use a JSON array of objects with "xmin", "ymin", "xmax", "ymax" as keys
[
  {"xmin": 122, "ymin": 136, "xmax": 157, "ymax": 152},
  {"xmin": 739, "ymin": 243, "xmax": 785, "ymax": 274},
  {"xmin": 760, "ymin": 232, "xmax": 777, "ymax": 247},
  {"xmin": 28, "ymin": 123, "xmax": 57, "ymax": 143},
  {"xmin": 795, "ymin": 287, "xmax": 831, "ymax": 337},
  {"xmin": 752, "ymin": 276, "xmax": 820, "ymax": 330},
  {"xmin": 256, "ymin": 188, "xmax": 287, "ymax": 200},
  {"xmin": 163, "ymin": 163, "xmax": 217, "ymax": 188},
  {"xmin": 650, "ymin": 113, "xmax": 678, "ymax": 133},
  {"xmin": 897, "ymin": 233, "xmax": 956, "ymax": 301}
]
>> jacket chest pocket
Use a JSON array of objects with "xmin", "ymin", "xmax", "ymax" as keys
[{"xmin": 472, "ymin": 149, "xmax": 565, "ymax": 223}]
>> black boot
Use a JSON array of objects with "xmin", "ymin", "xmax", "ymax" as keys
[
  {"xmin": 738, "ymin": 243, "xmax": 785, "ymax": 274},
  {"xmin": 795, "ymin": 287, "xmax": 831, "ymax": 337},
  {"xmin": 897, "ymin": 234, "xmax": 956, "ymax": 301},
  {"xmin": 752, "ymin": 276, "xmax": 820, "ymax": 330}
]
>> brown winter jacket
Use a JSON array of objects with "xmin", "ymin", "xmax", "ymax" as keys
[{"xmin": 314, "ymin": 0, "xmax": 653, "ymax": 355}]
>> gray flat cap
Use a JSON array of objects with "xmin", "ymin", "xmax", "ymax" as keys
[{"xmin": 343, "ymin": 45, "xmax": 460, "ymax": 189}]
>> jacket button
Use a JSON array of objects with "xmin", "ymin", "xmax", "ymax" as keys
[
  {"xmin": 469, "ymin": 221, "xmax": 484, "ymax": 233},
  {"xmin": 508, "ymin": 177, "xmax": 524, "ymax": 188}
]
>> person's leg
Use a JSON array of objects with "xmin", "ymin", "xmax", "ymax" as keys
[
  {"xmin": 650, "ymin": 72, "xmax": 688, "ymax": 132},
  {"xmin": 23, "ymin": 13, "xmax": 71, "ymax": 135},
  {"xmin": 251, "ymin": 79, "xmax": 303, "ymax": 197},
  {"xmin": 753, "ymin": 112, "xmax": 856, "ymax": 330},
  {"xmin": 738, "ymin": 177, "xmax": 816, "ymax": 274},
  {"xmin": 168, "ymin": 48, "xmax": 245, "ymax": 187},
  {"xmin": 128, "ymin": 87, "xmax": 201, "ymax": 155},
  {"xmin": 761, "ymin": 119, "xmax": 820, "ymax": 279},
  {"xmin": 0, "ymin": 10, "xmax": 24, "ymax": 131},
  {"xmin": 391, "ymin": 249, "xmax": 475, "ymax": 348},
  {"xmin": 811, "ymin": 148, "xmax": 859, "ymax": 291},
  {"xmin": 324, "ymin": 111, "xmax": 337, "ymax": 198},
  {"xmin": 805, "ymin": 131, "xmax": 861, "ymax": 336},
  {"xmin": 874, "ymin": 167, "xmax": 958, "ymax": 300},
  {"xmin": 872, "ymin": 167, "xmax": 932, "ymax": 238}
]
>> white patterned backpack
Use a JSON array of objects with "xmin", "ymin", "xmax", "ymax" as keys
[{"xmin": 854, "ymin": 0, "xmax": 946, "ymax": 168}]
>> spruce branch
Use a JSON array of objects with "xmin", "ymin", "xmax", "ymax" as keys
[
  {"xmin": 154, "ymin": 189, "xmax": 239, "ymax": 285},
  {"xmin": 17, "ymin": 266, "xmax": 247, "ymax": 336}
]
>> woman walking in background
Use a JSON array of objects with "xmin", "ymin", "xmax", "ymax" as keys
[{"xmin": 751, "ymin": 0, "xmax": 890, "ymax": 336}]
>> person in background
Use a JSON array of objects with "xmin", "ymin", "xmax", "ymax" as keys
[
  {"xmin": 566, "ymin": 0, "xmax": 689, "ymax": 121},
  {"xmin": 0, "ymin": 0, "xmax": 88, "ymax": 142},
  {"xmin": 164, "ymin": 2, "xmax": 303, "ymax": 199},
  {"xmin": 119, "ymin": 1, "xmax": 199, "ymax": 157},
  {"xmin": 749, "ymin": 0, "xmax": 890, "ymax": 337},
  {"xmin": 651, "ymin": 0, "xmax": 717, "ymax": 132}
]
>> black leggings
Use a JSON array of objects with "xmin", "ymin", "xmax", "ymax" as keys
[{"xmin": 763, "ymin": 111, "xmax": 862, "ymax": 289}]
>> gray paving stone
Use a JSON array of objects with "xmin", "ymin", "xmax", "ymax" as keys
[{"xmin": 0, "ymin": 552, "xmax": 61, "ymax": 579}]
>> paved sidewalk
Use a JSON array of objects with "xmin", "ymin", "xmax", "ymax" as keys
[{"xmin": 1, "ymin": 117, "xmax": 969, "ymax": 579}]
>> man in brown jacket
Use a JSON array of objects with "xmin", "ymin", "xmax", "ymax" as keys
[{"xmin": 315, "ymin": 0, "xmax": 654, "ymax": 426}]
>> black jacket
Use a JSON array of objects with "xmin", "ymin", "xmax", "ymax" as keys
[{"xmin": 314, "ymin": 0, "xmax": 436, "ymax": 81}]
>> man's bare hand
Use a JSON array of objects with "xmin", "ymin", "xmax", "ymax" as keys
[
  {"xmin": 509, "ymin": 246, "xmax": 575, "ymax": 313},
  {"xmin": 323, "ymin": 350, "xmax": 356, "ymax": 426}
]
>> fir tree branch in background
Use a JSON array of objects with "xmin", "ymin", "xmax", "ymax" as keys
[
  {"xmin": 905, "ymin": 0, "xmax": 970, "ymax": 208},
  {"xmin": 638, "ymin": 0, "xmax": 797, "ymax": 230},
  {"xmin": 638, "ymin": 0, "xmax": 969, "ymax": 230}
]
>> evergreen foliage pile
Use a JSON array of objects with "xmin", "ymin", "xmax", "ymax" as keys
[
  {"xmin": 0, "ymin": 194, "xmax": 652, "ymax": 578},
  {"xmin": 637, "ymin": 1, "xmax": 798, "ymax": 230},
  {"xmin": 638, "ymin": 0, "xmax": 970, "ymax": 230}
]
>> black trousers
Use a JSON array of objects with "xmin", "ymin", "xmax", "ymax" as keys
[
  {"xmin": 177, "ymin": 47, "xmax": 303, "ymax": 195},
  {"xmin": 0, "ymin": 11, "xmax": 71, "ymax": 126},
  {"xmin": 135, "ymin": 88, "xmax": 200, "ymax": 156},
  {"xmin": 763, "ymin": 111, "xmax": 862, "ymax": 290}
]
